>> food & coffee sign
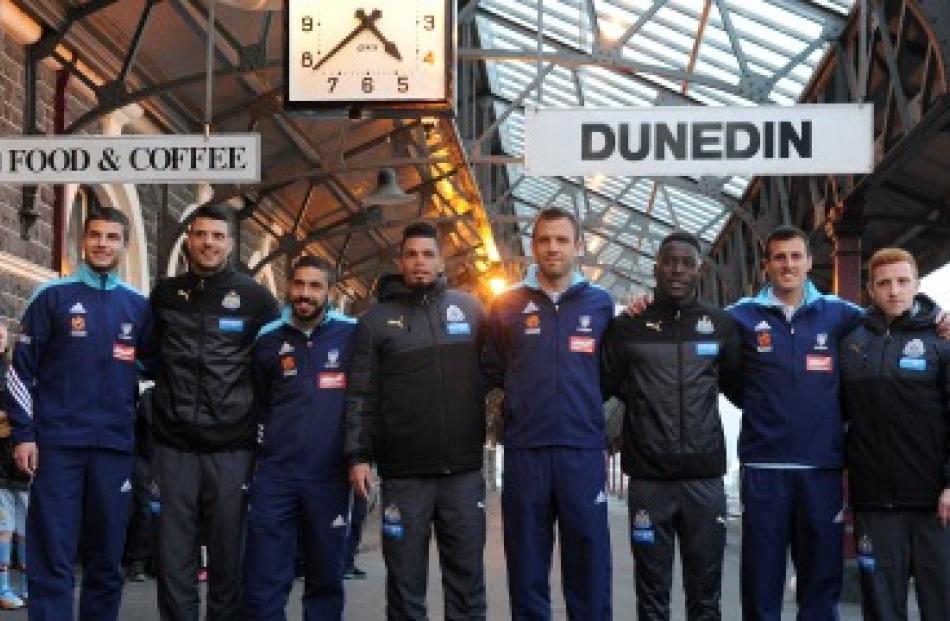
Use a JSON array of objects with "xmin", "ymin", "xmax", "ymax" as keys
[{"xmin": 0, "ymin": 133, "xmax": 261, "ymax": 184}]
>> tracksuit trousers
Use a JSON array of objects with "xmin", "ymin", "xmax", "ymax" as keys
[
  {"xmin": 854, "ymin": 510, "xmax": 950, "ymax": 621},
  {"xmin": 740, "ymin": 468, "xmax": 843, "ymax": 621},
  {"xmin": 242, "ymin": 474, "xmax": 350, "ymax": 621},
  {"xmin": 27, "ymin": 446, "xmax": 133, "ymax": 621},
  {"xmin": 628, "ymin": 477, "xmax": 727, "ymax": 620},
  {"xmin": 502, "ymin": 447, "xmax": 611, "ymax": 621},
  {"xmin": 380, "ymin": 469, "xmax": 486, "ymax": 621},
  {"xmin": 154, "ymin": 442, "xmax": 253, "ymax": 621}
]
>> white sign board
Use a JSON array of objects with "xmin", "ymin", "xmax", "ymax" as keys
[
  {"xmin": 524, "ymin": 104, "xmax": 873, "ymax": 177},
  {"xmin": 0, "ymin": 133, "xmax": 261, "ymax": 184}
]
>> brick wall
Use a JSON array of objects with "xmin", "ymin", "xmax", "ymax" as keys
[{"xmin": 0, "ymin": 27, "xmax": 286, "ymax": 328}]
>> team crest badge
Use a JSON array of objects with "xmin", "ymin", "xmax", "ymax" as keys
[
  {"xmin": 903, "ymin": 339, "xmax": 925, "ymax": 358},
  {"xmin": 446, "ymin": 305, "xmax": 465, "ymax": 323},
  {"xmin": 695, "ymin": 316, "xmax": 714, "ymax": 334},
  {"xmin": 577, "ymin": 315, "xmax": 592, "ymax": 332},
  {"xmin": 815, "ymin": 333, "xmax": 828, "ymax": 351},
  {"xmin": 222, "ymin": 291, "xmax": 241, "ymax": 310},
  {"xmin": 326, "ymin": 349, "xmax": 340, "ymax": 369}
]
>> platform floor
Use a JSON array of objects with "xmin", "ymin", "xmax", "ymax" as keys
[{"xmin": 2, "ymin": 490, "xmax": 889, "ymax": 619}]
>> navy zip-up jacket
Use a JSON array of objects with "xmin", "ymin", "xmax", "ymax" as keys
[
  {"xmin": 484, "ymin": 266, "xmax": 614, "ymax": 449},
  {"xmin": 728, "ymin": 280, "xmax": 862, "ymax": 468},
  {"xmin": 7, "ymin": 263, "xmax": 150, "ymax": 453},
  {"xmin": 253, "ymin": 308, "xmax": 356, "ymax": 481}
]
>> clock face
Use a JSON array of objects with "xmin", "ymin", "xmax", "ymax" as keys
[{"xmin": 286, "ymin": 0, "xmax": 451, "ymax": 107}]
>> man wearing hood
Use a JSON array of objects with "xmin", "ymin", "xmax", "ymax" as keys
[
  {"xmin": 344, "ymin": 222, "xmax": 487, "ymax": 620},
  {"xmin": 484, "ymin": 207, "xmax": 615, "ymax": 620},
  {"xmin": 840, "ymin": 247, "xmax": 950, "ymax": 620},
  {"xmin": 600, "ymin": 231, "xmax": 742, "ymax": 620}
]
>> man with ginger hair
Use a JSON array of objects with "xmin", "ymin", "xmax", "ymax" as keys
[{"xmin": 840, "ymin": 247, "xmax": 950, "ymax": 620}]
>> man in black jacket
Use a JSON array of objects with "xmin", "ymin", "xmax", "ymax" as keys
[
  {"xmin": 149, "ymin": 203, "xmax": 279, "ymax": 620},
  {"xmin": 345, "ymin": 222, "xmax": 487, "ymax": 620},
  {"xmin": 601, "ymin": 231, "xmax": 742, "ymax": 620},
  {"xmin": 841, "ymin": 247, "xmax": 950, "ymax": 621}
]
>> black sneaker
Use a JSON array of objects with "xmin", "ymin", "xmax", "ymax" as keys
[
  {"xmin": 126, "ymin": 561, "xmax": 147, "ymax": 583},
  {"xmin": 343, "ymin": 567, "xmax": 367, "ymax": 580}
]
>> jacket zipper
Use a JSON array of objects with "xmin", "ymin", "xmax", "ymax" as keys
[
  {"xmin": 422, "ymin": 294, "xmax": 450, "ymax": 473},
  {"xmin": 99, "ymin": 273, "xmax": 107, "ymax": 444},
  {"xmin": 193, "ymin": 278, "xmax": 206, "ymax": 425},
  {"xmin": 675, "ymin": 309, "xmax": 685, "ymax": 452},
  {"xmin": 879, "ymin": 329, "xmax": 896, "ymax": 507}
]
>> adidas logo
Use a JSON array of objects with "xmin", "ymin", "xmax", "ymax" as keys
[
  {"xmin": 70, "ymin": 302, "xmax": 86, "ymax": 314},
  {"xmin": 716, "ymin": 516, "xmax": 727, "ymax": 525},
  {"xmin": 833, "ymin": 509, "xmax": 844, "ymax": 523},
  {"xmin": 755, "ymin": 320, "xmax": 770, "ymax": 331},
  {"xmin": 331, "ymin": 515, "xmax": 346, "ymax": 528},
  {"xmin": 594, "ymin": 490, "xmax": 607, "ymax": 504},
  {"xmin": 278, "ymin": 342, "xmax": 294, "ymax": 355},
  {"xmin": 120, "ymin": 479, "xmax": 132, "ymax": 493},
  {"xmin": 522, "ymin": 301, "xmax": 539, "ymax": 314},
  {"xmin": 477, "ymin": 501, "xmax": 485, "ymax": 509}
]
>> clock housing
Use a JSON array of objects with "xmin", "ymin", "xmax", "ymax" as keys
[{"xmin": 284, "ymin": 0, "xmax": 456, "ymax": 116}]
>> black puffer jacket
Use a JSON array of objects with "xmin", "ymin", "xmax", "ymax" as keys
[
  {"xmin": 841, "ymin": 294, "xmax": 950, "ymax": 510},
  {"xmin": 344, "ymin": 275, "xmax": 486, "ymax": 478},
  {"xmin": 149, "ymin": 266, "xmax": 279, "ymax": 452},
  {"xmin": 601, "ymin": 292, "xmax": 742, "ymax": 479}
]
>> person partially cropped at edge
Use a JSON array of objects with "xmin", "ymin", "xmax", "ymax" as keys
[{"xmin": 840, "ymin": 247, "xmax": 950, "ymax": 620}]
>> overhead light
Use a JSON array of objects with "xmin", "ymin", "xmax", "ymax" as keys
[
  {"xmin": 362, "ymin": 167, "xmax": 416, "ymax": 207},
  {"xmin": 489, "ymin": 276, "xmax": 508, "ymax": 296}
]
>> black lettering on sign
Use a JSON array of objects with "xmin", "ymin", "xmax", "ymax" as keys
[
  {"xmin": 655, "ymin": 123, "xmax": 686, "ymax": 160},
  {"xmin": 618, "ymin": 124, "xmax": 648, "ymax": 161},
  {"xmin": 691, "ymin": 122, "xmax": 722, "ymax": 160},
  {"xmin": 780, "ymin": 121, "xmax": 811, "ymax": 158},
  {"xmin": 726, "ymin": 122, "xmax": 759, "ymax": 159},
  {"xmin": 581, "ymin": 123, "xmax": 615, "ymax": 160}
]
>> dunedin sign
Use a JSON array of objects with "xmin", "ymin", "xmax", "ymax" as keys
[
  {"xmin": 0, "ymin": 133, "xmax": 261, "ymax": 184},
  {"xmin": 524, "ymin": 104, "xmax": 873, "ymax": 177}
]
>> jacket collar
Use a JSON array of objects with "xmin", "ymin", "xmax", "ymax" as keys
[
  {"xmin": 863, "ymin": 293, "xmax": 938, "ymax": 334},
  {"xmin": 277, "ymin": 305, "xmax": 344, "ymax": 335},
  {"xmin": 522, "ymin": 264, "xmax": 586, "ymax": 297},
  {"xmin": 377, "ymin": 273, "xmax": 447, "ymax": 302},
  {"xmin": 753, "ymin": 279, "xmax": 823, "ymax": 311},
  {"xmin": 76, "ymin": 262, "xmax": 122, "ymax": 290},
  {"xmin": 184, "ymin": 264, "xmax": 235, "ymax": 287}
]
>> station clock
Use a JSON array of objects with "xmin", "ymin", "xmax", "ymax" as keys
[{"xmin": 284, "ymin": 0, "xmax": 455, "ymax": 116}]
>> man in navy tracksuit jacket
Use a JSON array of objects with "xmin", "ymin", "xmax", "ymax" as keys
[
  {"xmin": 484, "ymin": 207, "xmax": 614, "ymax": 620},
  {"xmin": 243, "ymin": 256, "xmax": 356, "ymax": 621},
  {"xmin": 6, "ymin": 208, "xmax": 150, "ymax": 621},
  {"xmin": 727, "ymin": 226, "xmax": 862, "ymax": 620}
]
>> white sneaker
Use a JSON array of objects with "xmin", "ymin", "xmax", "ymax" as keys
[{"xmin": 0, "ymin": 588, "xmax": 24, "ymax": 610}]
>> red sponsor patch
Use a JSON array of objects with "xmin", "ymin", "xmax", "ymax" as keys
[
  {"xmin": 113, "ymin": 344, "xmax": 135, "ymax": 362},
  {"xmin": 569, "ymin": 336, "xmax": 596, "ymax": 354},
  {"xmin": 318, "ymin": 372, "xmax": 347, "ymax": 389},
  {"xmin": 806, "ymin": 354, "xmax": 833, "ymax": 372}
]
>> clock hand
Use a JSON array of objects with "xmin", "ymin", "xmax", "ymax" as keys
[
  {"xmin": 358, "ymin": 10, "xmax": 402, "ymax": 61},
  {"xmin": 312, "ymin": 9, "xmax": 380, "ymax": 72}
]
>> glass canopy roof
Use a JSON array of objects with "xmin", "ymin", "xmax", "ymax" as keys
[{"xmin": 473, "ymin": 0, "xmax": 854, "ymax": 293}]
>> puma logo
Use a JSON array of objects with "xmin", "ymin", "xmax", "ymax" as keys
[{"xmin": 387, "ymin": 316, "xmax": 405, "ymax": 329}]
